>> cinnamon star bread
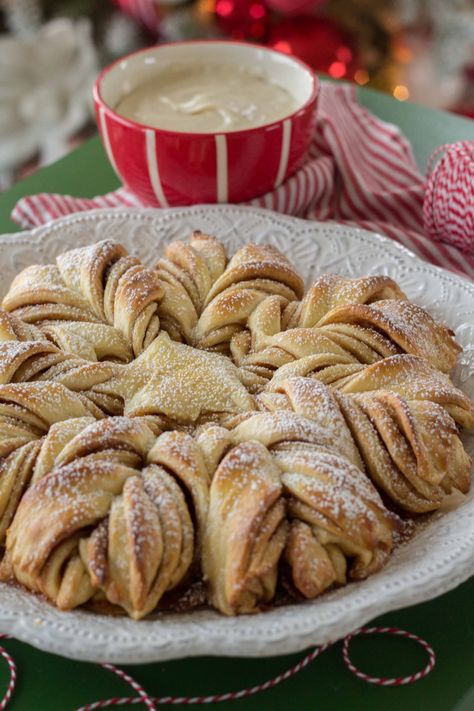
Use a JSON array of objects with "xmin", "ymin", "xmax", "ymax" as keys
[{"xmin": 0, "ymin": 233, "xmax": 471, "ymax": 618}]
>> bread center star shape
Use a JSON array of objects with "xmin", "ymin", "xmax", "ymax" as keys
[{"xmin": 97, "ymin": 332, "xmax": 255, "ymax": 422}]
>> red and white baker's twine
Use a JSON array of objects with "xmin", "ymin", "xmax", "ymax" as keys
[
  {"xmin": 424, "ymin": 141, "xmax": 474, "ymax": 255},
  {"xmin": 0, "ymin": 626, "xmax": 435, "ymax": 709},
  {"xmin": 0, "ymin": 636, "xmax": 16, "ymax": 711},
  {"xmin": 342, "ymin": 627, "xmax": 436, "ymax": 686},
  {"xmin": 36, "ymin": 626, "xmax": 437, "ymax": 711}
]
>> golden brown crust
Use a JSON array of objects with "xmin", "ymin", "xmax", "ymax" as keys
[
  {"xmin": 155, "ymin": 232, "xmax": 227, "ymax": 343},
  {"xmin": 318, "ymin": 300, "xmax": 460, "ymax": 373},
  {"xmin": 0, "ymin": 235, "xmax": 470, "ymax": 619},
  {"xmin": 289, "ymin": 273, "xmax": 407, "ymax": 329},
  {"xmin": 3, "ymin": 419, "xmax": 207, "ymax": 619},
  {"xmin": 202, "ymin": 441, "xmax": 287, "ymax": 615},
  {"xmin": 337, "ymin": 354, "xmax": 474, "ymax": 430},
  {"xmin": 195, "ymin": 243, "xmax": 304, "ymax": 353},
  {"xmin": 265, "ymin": 376, "xmax": 471, "ymax": 514},
  {"xmin": 3, "ymin": 241, "xmax": 165, "ymax": 358}
]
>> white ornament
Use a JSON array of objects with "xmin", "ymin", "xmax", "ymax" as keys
[{"xmin": 0, "ymin": 18, "xmax": 99, "ymax": 188}]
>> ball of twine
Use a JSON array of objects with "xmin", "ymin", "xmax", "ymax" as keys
[{"xmin": 424, "ymin": 141, "xmax": 474, "ymax": 254}]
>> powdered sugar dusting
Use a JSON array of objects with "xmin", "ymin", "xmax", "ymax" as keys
[{"xmin": 0, "ymin": 233, "xmax": 471, "ymax": 620}]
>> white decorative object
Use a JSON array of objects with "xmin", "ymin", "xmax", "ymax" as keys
[
  {"xmin": 1, "ymin": 0, "xmax": 42, "ymax": 36},
  {"xmin": 0, "ymin": 205, "xmax": 473, "ymax": 664},
  {"xmin": 0, "ymin": 18, "xmax": 98, "ymax": 188}
]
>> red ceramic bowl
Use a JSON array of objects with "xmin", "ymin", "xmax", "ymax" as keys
[{"xmin": 94, "ymin": 40, "xmax": 318, "ymax": 207}]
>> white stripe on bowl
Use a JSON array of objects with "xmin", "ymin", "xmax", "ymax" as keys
[
  {"xmin": 274, "ymin": 119, "xmax": 292, "ymax": 189},
  {"xmin": 99, "ymin": 107, "xmax": 120, "ymax": 177},
  {"xmin": 215, "ymin": 134, "xmax": 228, "ymax": 203},
  {"xmin": 145, "ymin": 130, "xmax": 169, "ymax": 208}
]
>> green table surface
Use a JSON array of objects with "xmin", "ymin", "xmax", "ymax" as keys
[{"xmin": 0, "ymin": 85, "xmax": 473, "ymax": 711}]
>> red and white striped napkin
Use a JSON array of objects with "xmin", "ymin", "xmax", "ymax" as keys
[{"xmin": 11, "ymin": 82, "xmax": 474, "ymax": 280}]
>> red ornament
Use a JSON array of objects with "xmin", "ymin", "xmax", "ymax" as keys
[
  {"xmin": 214, "ymin": 0, "xmax": 269, "ymax": 41},
  {"xmin": 265, "ymin": 0, "xmax": 326, "ymax": 16},
  {"xmin": 267, "ymin": 16, "xmax": 358, "ymax": 79}
]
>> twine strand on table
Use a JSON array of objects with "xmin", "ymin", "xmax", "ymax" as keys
[
  {"xmin": 100, "ymin": 663, "xmax": 158, "ymax": 711},
  {"xmin": 0, "ymin": 636, "xmax": 16, "ymax": 711},
  {"xmin": 342, "ymin": 627, "xmax": 436, "ymax": 686},
  {"xmin": 68, "ymin": 627, "xmax": 435, "ymax": 711}
]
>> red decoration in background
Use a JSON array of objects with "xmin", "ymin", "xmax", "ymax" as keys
[
  {"xmin": 265, "ymin": 0, "xmax": 326, "ymax": 16},
  {"xmin": 214, "ymin": 0, "xmax": 269, "ymax": 41},
  {"xmin": 267, "ymin": 16, "xmax": 359, "ymax": 78},
  {"xmin": 113, "ymin": 0, "xmax": 160, "ymax": 34}
]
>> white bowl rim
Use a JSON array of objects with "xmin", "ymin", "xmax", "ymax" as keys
[{"xmin": 93, "ymin": 39, "xmax": 319, "ymax": 138}]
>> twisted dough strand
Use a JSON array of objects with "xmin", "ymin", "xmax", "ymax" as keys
[
  {"xmin": 2, "ymin": 241, "xmax": 165, "ymax": 358},
  {"xmin": 265, "ymin": 377, "xmax": 472, "ymax": 513},
  {"xmin": 0, "ymin": 382, "xmax": 98, "ymax": 541},
  {"xmin": 3, "ymin": 419, "xmax": 209, "ymax": 619},
  {"xmin": 0, "ymin": 337, "xmax": 121, "ymax": 417},
  {"xmin": 155, "ymin": 231, "xmax": 227, "ymax": 343},
  {"xmin": 287, "ymin": 273, "xmax": 407, "ymax": 328},
  {"xmin": 195, "ymin": 243, "xmax": 304, "ymax": 354},
  {"xmin": 217, "ymin": 384, "xmax": 397, "ymax": 600},
  {"xmin": 202, "ymin": 441, "xmax": 287, "ymax": 615},
  {"xmin": 239, "ymin": 273, "xmax": 460, "ymax": 390}
]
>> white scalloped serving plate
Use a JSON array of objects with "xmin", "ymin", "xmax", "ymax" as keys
[{"xmin": 0, "ymin": 205, "xmax": 473, "ymax": 664}]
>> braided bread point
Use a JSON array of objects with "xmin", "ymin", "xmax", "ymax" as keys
[
  {"xmin": 337, "ymin": 354, "xmax": 474, "ymax": 430},
  {"xmin": 85, "ymin": 465, "xmax": 195, "ymax": 619},
  {"xmin": 318, "ymin": 299, "xmax": 460, "ymax": 373},
  {"xmin": 2, "ymin": 264, "xmax": 98, "ymax": 323},
  {"xmin": 194, "ymin": 243, "xmax": 304, "ymax": 354},
  {"xmin": 264, "ymin": 377, "xmax": 471, "ymax": 513},
  {"xmin": 277, "ymin": 445, "xmax": 396, "ymax": 592},
  {"xmin": 3, "ymin": 241, "xmax": 165, "ymax": 359},
  {"xmin": 336, "ymin": 391, "xmax": 471, "ymax": 513},
  {"xmin": 3, "ymin": 458, "xmax": 135, "ymax": 611},
  {"xmin": 0, "ymin": 382, "xmax": 98, "ymax": 541},
  {"xmin": 202, "ymin": 441, "xmax": 287, "ymax": 615},
  {"xmin": 155, "ymin": 231, "xmax": 227, "ymax": 343},
  {"xmin": 242, "ymin": 295, "xmax": 460, "ymax": 392},
  {"xmin": 221, "ymin": 390, "xmax": 397, "ymax": 598},
  {"xmin": 0, "ymin": 340, "xmax": 121, "ymax": 417},
  {"xmin": 0, "ymin": 309, "xmax": 131, "ymax": 365},
  {"xmin": 3, "ymin": 418, "xmax": 209, "ymax": 618},
  {"xmin": 287, "ymin": 273, "xmax": 407, "ymax": 329},
  {"xmin": 57, "ymin": 240, "xmax": 165, "ymax": 356},
  {"xmin": 240, "ymin": 295, "xmax": 365, "ymax": 391},
  {"xmin": 86, "ymin": 427, "xmax": 207, "ymax": 618}
]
